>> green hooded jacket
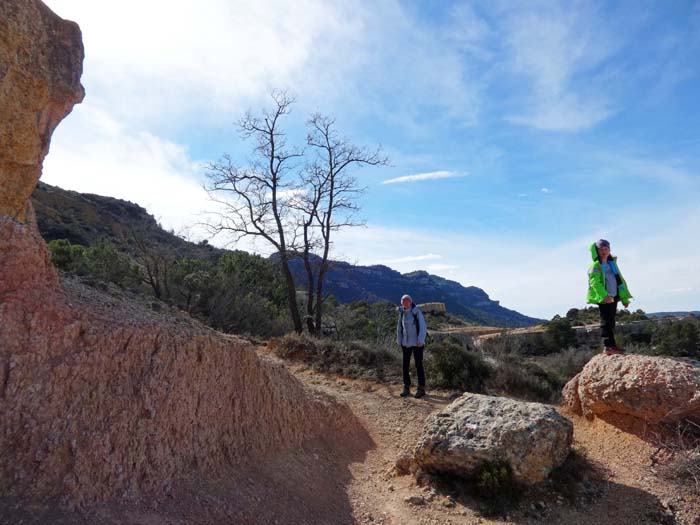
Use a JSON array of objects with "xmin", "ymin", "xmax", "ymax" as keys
[{"xmin": 587, "ymin": 243, "xmax": 633, "ymax": 305}]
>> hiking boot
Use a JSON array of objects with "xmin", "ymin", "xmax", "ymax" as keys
[
  {"xmin": 604, "ymin": 347, "xmax": 624, "ymax": 355},
  {"xmin": 400, "ymin": 386, "xmax": 410, "ymax": 397},
  {"xmin": 414, "ymin": 387, "xmax": 426, "ymax": 399}
]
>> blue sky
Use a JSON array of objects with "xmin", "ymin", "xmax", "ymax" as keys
[{"xmin": 42, "ymin": 0, "xmax": 700, "ymax": 319}]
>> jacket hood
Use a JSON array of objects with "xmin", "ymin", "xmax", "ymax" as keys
[
  {"xmin": 589, "ymin": 242, "xmax": 599, "ymax": 262},
  {"xmin": 590, "ymin": 242, "xmax": 616, "ymax": 263}
]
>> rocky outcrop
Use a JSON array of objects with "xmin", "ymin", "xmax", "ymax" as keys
[
  {"xmin": 0, "ymin": 0, "xmax": 85, "ymax": 221},
  {"xmin": 418, "ymin": 302, "xmax": 446, "ymax": 315},
  {"xmin": 414, "ymin": 393, "xmax": 572, "ymax": 485},
  {"xmin": 0, "ymin": 0, "xmax": 362, "ymax": 504},
  {"xmin": 563, "ymin": 354, "xmax": 700, "ymax": 424}
]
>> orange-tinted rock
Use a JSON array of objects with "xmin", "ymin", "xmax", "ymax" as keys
[
  {"xmin": 0, "ymin": 0, "xmax": 85, "ymax": 221},
  {"xmin": 0, "ymin": 0, "xmax": 362, "ymax": 504},
  {"xmin": 563, "ymin": 353, "xmax": 700, "ymax": 424}
]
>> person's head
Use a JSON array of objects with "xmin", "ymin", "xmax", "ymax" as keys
[
  {"xmin": 596, "ymin": 238, "xmax": 611, "ymax": 261},
  {"xmin": 401, "ymin": 294, "xmax": 412, "ymax": 309}
]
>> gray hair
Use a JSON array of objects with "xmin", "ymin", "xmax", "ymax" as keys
[{"xmin": 401, "ymin": 294, "xmax": 412, "ymax": 303}]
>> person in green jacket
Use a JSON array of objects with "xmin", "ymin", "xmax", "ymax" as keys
[{"xmin": 587, "ymin": 239, "xmax": 633, "ymax": 355}]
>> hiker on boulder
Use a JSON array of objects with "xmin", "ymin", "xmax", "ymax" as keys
[
  {"xmin": 587, "ymin": 239, "xmax": 633, "ymax": 355},
  {"xmin": 396, "ymin": 294, "xmax": 428, "ymax": 398}
]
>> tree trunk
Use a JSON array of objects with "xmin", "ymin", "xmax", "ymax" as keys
[
  {"xmin": 280, "ymin": 256, "xmax": 303, "ymax": 333},
  {"xmin": 303, "ymin": 255, "xmax": 316, "ymax": 334},
  {"xmin": 314, "ymin": 259, "xmax": 328, "ymax": 335}
]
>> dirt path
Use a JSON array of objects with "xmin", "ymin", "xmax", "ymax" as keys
[
  {"xmin": 3, "ymin": 347, "xmax": 697, "ymax": 524},
  {"xmin": 257, "ymin": 346, "xmax": 700, "ymax": 525}
]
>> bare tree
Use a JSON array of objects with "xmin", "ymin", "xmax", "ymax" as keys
[
  {"xmin": 204, "ymin": 91, "xmax": 305, "ymax": 332},
  {"xmin": 204, "ymin": 94, "xmax": 387, "ymax": 335},
  {"xmin": 131, "ymin": 230, "xmax": 173, "ymax": 300},
  {"xmin": 302, "ymin": 113, "xmax": 388, "ymax": 334}
]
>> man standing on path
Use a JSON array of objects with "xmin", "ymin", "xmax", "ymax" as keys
[
  {"xmin": 396, "ymin": 294, "xmax": 428, "ymax": 398},
  {"xmin": 587, "ymin": 239, "xmax": 633, "ymax": 355}
]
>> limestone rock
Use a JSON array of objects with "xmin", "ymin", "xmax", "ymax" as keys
[
  {"xmin": 414, "ymin": 393, "xmax": 572, "ymax": 485},
  {"xmin": 418, "ymin": 302, "xmax": 446, "ymax": 315},
  {"xmin": 0, "ymin": 0, "xmax": 85, "ymax": 221},
  {"xmin": 563, "ymin": 353, "xmax": 700, "ymax": 424}
]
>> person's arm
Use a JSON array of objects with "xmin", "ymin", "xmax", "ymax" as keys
[
  {"xmin": 396, "ymin": 312, "xmax": 403, "ymax": 346},
  {"xmin": 588, "ymin": 267, "xmax": 609, "ymax": 304},
  {"xmin": 416, "ymin": 309, "xmax": 427, "ymax": 347}
]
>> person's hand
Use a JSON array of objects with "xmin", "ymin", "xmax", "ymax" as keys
[
  {"xmin": 623, "ymin": 303, "xmax": 629, "ymax": 309},
  {"xmin": 604, "ymin": 296, "xmax": 614, "ymax": 304},
  {"xmin": 417, "ymin": 343, "xmax": 424, "ymax": 348}
]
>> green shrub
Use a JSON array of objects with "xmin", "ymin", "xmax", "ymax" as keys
[
  {"xmin": 425, "ymin": 339, "xmax": 491, "ymax": 392},
  {"xmin": 652, "ymin": 320, "xmax": 700, "ymax": 358},
  {"xmin": 475, "ymin": 461, "xmax": 514, "ymax": 496},
  {"xmin": 84, "ymin": 240, "xmax": 142, "ymax": 287},
  {"xmin": 537, "ymin": 348, "xmax": 596, "ymax": 385},
  {"xmin": 472, "ymin": 461, "xmax": 519, "ymax": 517},
  {"xmin": 271, "ymin": 333, "xmax": 401, "ymax": 381},
  {"xmin": 544, "ymin": 316, "xmax": 577, "ymax": 351},
  {"xmin": 48, "ymin": 239, "xmax": 87, "ymax": 273},
  {"xmin": 48, "ymin": 238, "xmax": 141, "ymax": 288},
  {"xmin": 486, "ymin": 354, "xmax": 563, "ymax": 403}
]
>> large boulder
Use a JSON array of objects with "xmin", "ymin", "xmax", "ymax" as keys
[
  {"xmin": 563, "ymin": 353, "xmax": 700, "ymax": 424},
  {"xmin": 0, "ymin": 0, "xmax": 85, "ymax": 221},
  {"xmin": 414, "ymin": 393, "xmax": 572, "ymax": 485}
]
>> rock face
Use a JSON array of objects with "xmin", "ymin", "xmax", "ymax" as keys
[
  {"xmin": 0, "ymin": 0, "xmax": 362, "ymax": 504},
  {"xmin": 563, "ymin": 354, "xmax": 700, "ymax": 424},
  {"xmin": 414, "ymin": 393, "xmax": 572, "ymax": 485},
  {"xmin": 418, "ymin": 302, "xmax": 447, "ymax": 315},
  {"xmin": 0, "ymin": 0, "xmax": 85, "ymax": 221}
]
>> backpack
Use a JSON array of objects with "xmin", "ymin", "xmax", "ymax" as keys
[{"xmin": 398, "ymin": 303, "xmax": 421, "ymax": 339}]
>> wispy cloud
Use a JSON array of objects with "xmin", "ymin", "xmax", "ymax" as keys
[
  {"xmin": 498, "ymin": 2, "xmax": 621, "ymax": 132},
  {"xmin": 386, "ymin": 254, "xmax": 442, "ymax": 264},
  {"xmin": 45, "ymin": 0, "xmax": 365, "ymax": 125},
  {"xmin": 43, "ymin": 105, "xmax": 210, "ymax": 237},
  {"xmin": 541, "ymin": 187, "xmax": 552, "ymax": 193},
  {"xmin": 382, "ymin": 170, "xmax": 465, "ymax": 185}
]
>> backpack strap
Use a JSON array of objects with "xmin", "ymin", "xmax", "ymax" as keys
[{"xmin": 412, "ymin": 303, "xmax": 420, "ymax": 337}]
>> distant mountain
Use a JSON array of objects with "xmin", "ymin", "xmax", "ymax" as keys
[
  {"xmin": 287, "ymin": 258, "xmax": 542, "ymax": 327},
  {"xmin": 647, "ymin": 311, "xmax": 700, "ymax": 318},
  {"xmin": 33, "ymin": 182, "xmax": 541, "ymax": 327}
]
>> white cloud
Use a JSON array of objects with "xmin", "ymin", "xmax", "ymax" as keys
[
  {"xmin": 382, "ymin": 170, "xmax": 465, "ymax": 185},
  {"xmin": 541, "ymin": 187, "xmax": 552, "ymax": 193},
  {"xmin": 42, "ymin": 104, "xmax": 211, "ymax": 237},
  {"xmin": 44, "ymin": 0, "xmax": 365, "ymax": 126},
  {"xmin": 507, "ymin": 94, "xmax": 613, "ymax": 132},
  {"xmin": 385, "ymin": 254, "xmax": 442, "ymax": 264},
  {"xmin": 335, "ymin": 206, "xmax": 700, "ymax": 319}
]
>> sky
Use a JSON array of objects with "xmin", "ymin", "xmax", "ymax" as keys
[{"xmin": 42, "ymin": 0, "xmax": 700, "ymax": 319}]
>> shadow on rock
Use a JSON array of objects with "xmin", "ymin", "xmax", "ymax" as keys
[
  {"xmin": 1, "ymin": 417, "xmax": 375, "ymax": 525},
  {"xmin": 414, "ymin": 448, "xmax": 673, "ymax": 524}
]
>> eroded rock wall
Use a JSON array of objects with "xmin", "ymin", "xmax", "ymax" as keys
[{"xmin": 0, "ymin": 0, "xmax": 357, "ymax": 504}]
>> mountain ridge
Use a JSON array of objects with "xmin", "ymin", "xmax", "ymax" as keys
[{"xmin": 32, "ymin": 182, "xmax": 541, "ymax": 327}]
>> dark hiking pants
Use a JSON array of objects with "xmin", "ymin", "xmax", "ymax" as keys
[
  {"xmin": 598, "ymin": 298, "xmax": 619, "ymax": 348},
  {"xmin": 402, "ymin": 346, "xmax": 425, "ymax": 387}
]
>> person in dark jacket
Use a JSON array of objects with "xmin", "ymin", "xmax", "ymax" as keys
[{"xmin": 396, "ymin": 294, "xmax": 427, "ymax": 398}]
